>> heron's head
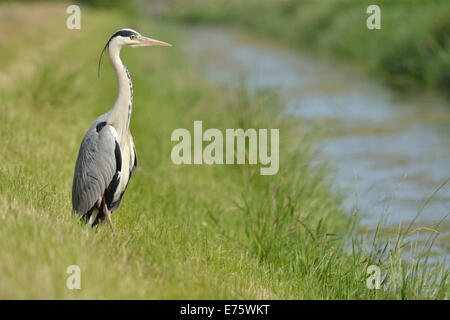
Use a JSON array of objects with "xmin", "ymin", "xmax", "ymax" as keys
[
  {"xmin": 98, "ymin": 28, "xmax": 172, "ymax": 77},
  {"xmin": 107, "ymin": 28, "xmax": 172, "ymax": 49}
]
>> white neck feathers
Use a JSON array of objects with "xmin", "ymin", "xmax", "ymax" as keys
[{"xmin": 106, "ymin": 43, "xmax": 133, "ymax": 136}]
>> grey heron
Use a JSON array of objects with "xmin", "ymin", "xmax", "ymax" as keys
[{"xmin": 72, "ymin": 28, "xmax": 171, "ymax": 233}]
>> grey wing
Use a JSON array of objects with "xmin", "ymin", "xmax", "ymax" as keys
[{"xmin": 72, "ymin": 120, "xmax": 119, "ymax": 215}]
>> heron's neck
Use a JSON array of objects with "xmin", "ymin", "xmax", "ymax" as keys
[{"xmin": 107, "ymin": 46, "xmax": 133, "ymax": 136}]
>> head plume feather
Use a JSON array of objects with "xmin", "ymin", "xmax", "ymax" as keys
[{"xmin": 97, "ymin": 40, "xmax": 110, "ymax": 78}]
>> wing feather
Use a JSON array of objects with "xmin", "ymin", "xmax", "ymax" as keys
[{"xmin": 72, "ymin": 119, "xmax": 119, "ymax": 215}]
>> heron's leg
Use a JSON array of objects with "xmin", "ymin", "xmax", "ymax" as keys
[{"xmin": 102, "ymin": 200, "xmax": 116, "ymax": 236}]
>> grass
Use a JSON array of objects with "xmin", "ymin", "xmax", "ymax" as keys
[
  {"xmin": 0, "ymin": 2, "xmax": 448, "ymax": 299},
  {"xmin": 165, "ymin": 0, "xmax": 450, "ymax": 95}
]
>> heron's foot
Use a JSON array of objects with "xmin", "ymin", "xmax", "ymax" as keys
[{"xmin": 103, "ymin": 202, "xmax": 116, "ymax": 236}]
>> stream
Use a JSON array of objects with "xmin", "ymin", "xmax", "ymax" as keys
[{"xmin": 183, "ymin": 27, "xmax": 450, "ymax": 261}]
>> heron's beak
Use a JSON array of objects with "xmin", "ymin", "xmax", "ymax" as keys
[{"xmin": 131, "ymin": 36, "xmax": 172, "ymax": 47}]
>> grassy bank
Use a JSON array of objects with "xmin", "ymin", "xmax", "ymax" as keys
[
  {"xmin": 165, "ymin": 0, "xmax": 450, "ymax": 94},
  {"xmin": 0, "ymin": 2, "xmax": 447, "ymax": 299}
]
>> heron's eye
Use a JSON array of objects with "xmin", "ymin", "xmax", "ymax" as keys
[{"xmin": 130, "ymin": 35, "xmax": 137, "ymax": 40}]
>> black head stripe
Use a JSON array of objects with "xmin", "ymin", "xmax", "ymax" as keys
[{"xmin": 111, "ymin": 29, "xmax": 138, "ymax": 39}]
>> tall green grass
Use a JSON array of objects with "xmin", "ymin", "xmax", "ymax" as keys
[
  {"xmin": 165, "ymin": 0, "xmax": 450, "ymax": 94},
  {"xmin": 0, "ymin": 3, "xmax": 447, "ymax": 299}
]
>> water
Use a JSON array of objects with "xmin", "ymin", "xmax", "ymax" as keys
[{"xmin": 183, "ymin": 27, "xmax": 450, "ymax": 258}]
